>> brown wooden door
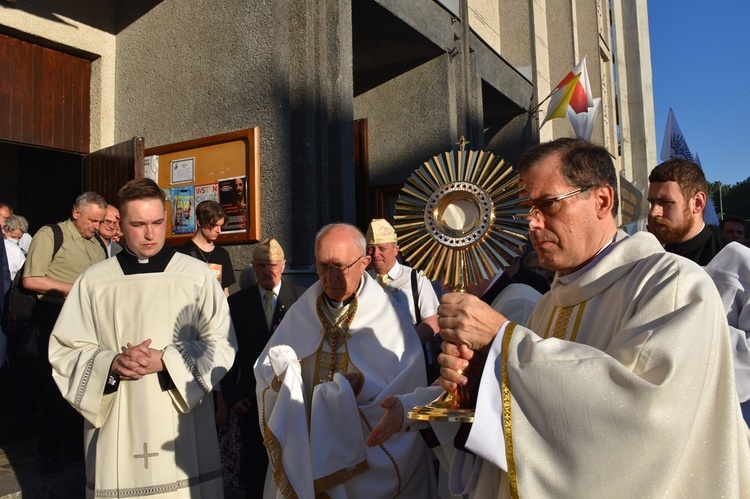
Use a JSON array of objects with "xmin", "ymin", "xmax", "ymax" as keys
[
  {"xmin": 0, "ymin": 33, "xmax": 91, "ymax": 153},
  {"xmin": 84, "ymin": 137, "xmax": 144, "ymax": 204}
]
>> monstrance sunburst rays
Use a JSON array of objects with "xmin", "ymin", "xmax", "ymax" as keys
[{"xmin": 393, "ymin": 147, "xmax": 529, "ymax": 290}]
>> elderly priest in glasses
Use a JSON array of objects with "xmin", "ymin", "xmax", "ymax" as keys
[{"xmin": 254, "ymin": 223, "xmax": 435, "ymax": 498}]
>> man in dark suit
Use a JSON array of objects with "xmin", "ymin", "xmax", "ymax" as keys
[{"xmin": 221, "ymin": 238, "xmax": 305, "ymax": 497}]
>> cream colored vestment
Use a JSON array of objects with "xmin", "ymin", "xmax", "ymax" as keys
[
  {"xmin": 49, "ymin": 253, "xmax": 236, "ymax": 498},
  {"xmin": 453, "ymin": 231, "xmax": 750, "ymax": 498},
  {"xmin": 255, "ymin": 273, "xmax": 435, "ymax": 498}
]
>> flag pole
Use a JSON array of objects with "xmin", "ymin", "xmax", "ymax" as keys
[
  {"xmin": 529, "ymin": 87, "xmax": 559, "ymax": 115},
  {"xmin": 531, "ymin": 57, "xmax": 588, "ymax": 116}
]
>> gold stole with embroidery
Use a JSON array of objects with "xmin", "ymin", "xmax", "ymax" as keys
[{"xmin": 314, "ymin": 295, "xmax": 358, "ymax": 386}]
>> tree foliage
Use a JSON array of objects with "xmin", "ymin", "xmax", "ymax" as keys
[{"xmin": 709, "ymin": 178, "xmax": 750, "ymax": 222}]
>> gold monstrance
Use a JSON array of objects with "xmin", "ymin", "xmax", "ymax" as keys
[{"xmin": 394, "ymin": 139, "xmax": 529, "ymax": 422}]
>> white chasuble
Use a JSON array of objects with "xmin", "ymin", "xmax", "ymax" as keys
[
  {"xmin": 49, "ymin": 253, "xmax": 236, "ymax": 498},
  {"xmin": 705, "ymin": 242, "xmax": 750, "ymax": 403},
  {"xmin": 455, "ymin": 231, "xmax": 750, "ymax": 498},
  {"xmin": 256, "ymin": 273, "xmax": 435, "ymax": 498}
]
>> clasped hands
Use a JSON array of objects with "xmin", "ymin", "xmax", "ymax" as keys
[{"xmin": 110, "ymin": 338, "xmax": 165, "ymax": 380}]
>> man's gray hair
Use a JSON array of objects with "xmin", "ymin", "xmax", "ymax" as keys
[
  {"xmin": 5, "ymin": 214, "xmax": 28, "ymax": 233},
  {"xmin": 74, "ymin": 192, "xmax": 107, "ymax": 211},
  {"xmin": 315, "ymin": 223, "xmax": 366, "ymax": 255}
]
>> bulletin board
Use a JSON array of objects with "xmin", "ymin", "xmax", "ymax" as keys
[{"xmin": 144, "ymin": 128, "xmax": 261, "ymax": 246}]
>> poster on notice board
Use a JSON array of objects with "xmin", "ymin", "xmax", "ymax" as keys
[
  {"xmin": 171, "ymin": 185, "xmax": 195, "ymax": 235},
  {"xmin": 218, "ymin": 176, "xmax": 248, "ymax": 233}
]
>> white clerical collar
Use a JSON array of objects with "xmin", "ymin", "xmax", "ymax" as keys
[
  {"xmin": 125, "ymin": 245, "xmax": 149, "ymax": 264},
  {"xmin": 323, "ymin": 274, "xmax": 366, "ymax": 309},
  {"xmin": 558, "ymin": 233, "xmax": 619, "ymax": 284}
]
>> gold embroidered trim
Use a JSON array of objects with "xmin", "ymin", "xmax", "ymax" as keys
[
  {"xmin": 543, "ymin": 302, "xmax": 587, "ymax": 342},
  {"xmin": 263, "ymin": 404, "xmax": 369, "ymax": 498},
  {"xmin": 314, "ymin": 294, "xmax": 357, "ymax": 386},
  {"xmin": 264, "ymin": 426, "xmax": 299, "ymax": 499},
  {"xmin": 313, "ymin": 459, "xmax": 369, "ymax": 495},
  {"xmin": 260, "ymin": 382, "xmax": 298, "ymax": 498},
  {"xmin": 569, "ymin": 301, "xmax": 586, "ymax": 343},
  {"xmin": 543, "ymin": 305, "xmax": 557, "ymax": 339},
  {"xmin": 260, "ymin": 386, "xmax": 271, "ymax": 434},
  {"xmin": 501, "ymin": 323, "xmax": 519, "ymax": 499},
  {"xmin": 551, "ymin": 306, "xmax": 574, "ymax": 339}
]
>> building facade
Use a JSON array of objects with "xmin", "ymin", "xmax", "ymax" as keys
[{"xmin": 0, "ymin": 0, "xmax": 655, "ymax": 271}]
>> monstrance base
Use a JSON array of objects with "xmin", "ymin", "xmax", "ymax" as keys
[{"xmin": 406, "ymin": 389, "xmax": 474, "ymax": 423}]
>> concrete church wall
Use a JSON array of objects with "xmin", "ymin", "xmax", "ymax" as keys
[
  {"xmin": 1, "ymin": 0, "xmax": 656, "ymax": 270},
  {"xmin": 114, "ymin": 0, "xmax": 355, "ymax": 268},
  {"xmin": 573, "ymin": 2, "xmax": 606, "ymax": 147},
  {"xmin": 484, "ymin": 114, "xmax": 535, "ymax": 170},
  {"xmin": 354, "ymin": 55, "xmax": 455, "ymax": 188},
  {"xmin": 497, "ymin": 0, "xmax": 534, "ymax": 71}
]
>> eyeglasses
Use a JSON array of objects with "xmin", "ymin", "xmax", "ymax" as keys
[
  {"xmin": 315, "ymin": 255, "xmax": 364, "ymax": 277},
  {"xmin": 526, "ymin": 186, "xmax": 592, "ymax": 222},
  {"xmin": 101, "ymin": 220, "xmax": 117, "ymax": 227}
]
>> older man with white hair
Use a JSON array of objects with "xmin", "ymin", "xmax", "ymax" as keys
[{"xmin": 255, "ymin": 223, "xmax": 434, "ymax": 498}]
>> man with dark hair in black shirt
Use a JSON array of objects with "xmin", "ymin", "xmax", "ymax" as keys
[
  {"xmin": 647, "ymin": 158, "xmax": 727, "ymax": 265},
  {"xmin": 721, "ymin": 214, "xmax": 747, "ymax": 244}
]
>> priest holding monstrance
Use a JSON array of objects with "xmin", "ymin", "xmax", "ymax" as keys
[{"xmin": 400, "ymin": 138, "xmax": 750, "ymax": 497}]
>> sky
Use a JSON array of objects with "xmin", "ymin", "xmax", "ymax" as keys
[{"xmin": 647, "ymin": 0, "xmax": 750, "ymax": 186}]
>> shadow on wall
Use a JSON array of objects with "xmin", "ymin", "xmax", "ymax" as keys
[{"xmin": 0, "ymin": 1, "xmax": 164, "ymax": 36}]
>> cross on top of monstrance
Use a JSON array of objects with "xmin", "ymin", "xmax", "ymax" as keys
[{"xmin": 393, "ymin": 139, "xmax": 529, "ymax": 422}]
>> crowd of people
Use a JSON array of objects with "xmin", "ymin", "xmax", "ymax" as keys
[{"xmin": 0, "ymin": 137, "xmax": 749, "ymax": 498}]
